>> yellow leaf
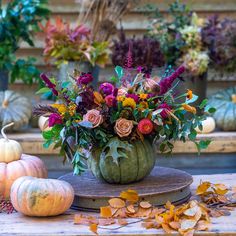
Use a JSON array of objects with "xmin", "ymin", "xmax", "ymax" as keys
[
  {"xmin": 196, "ymin": 181, "xmax": 211, "ymax": 195},
  {"xmin": 120, "ymin": 189, "xmax": 139, "ymax": 203},
  {"xmin": 100, "ymin": 206, "xmax": 112, "ymax": 218},
  {"xmin": 213, "ymin": 184, "xmax": 228, "ymax": 195},
  {"xmin": 89, "ymin": 224, "xmax": 98, "ymax": 235}
]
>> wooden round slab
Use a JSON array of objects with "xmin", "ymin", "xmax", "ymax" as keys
[{"xmin": 59, "ymin": 166, "xmax": 193, "ymax": 211}]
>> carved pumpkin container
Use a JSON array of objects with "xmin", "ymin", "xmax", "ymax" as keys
[{"xmin": 88, "ymin": 137, "xmax": 155, "ymax": 184}]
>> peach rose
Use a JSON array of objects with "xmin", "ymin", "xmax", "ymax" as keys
[
  {"xmin": 83, "ymin": 109, "xmax": 103, "ymax": 128},
  {"xmin": 114, "ymin": 118, "xmax": 133, "ymax": 137}
]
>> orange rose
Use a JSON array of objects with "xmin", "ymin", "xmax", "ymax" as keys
[
  {"xmin": 83, "ymin": 109, "xmax": 103, "ymax": 128},
  {"xmin": 114, "ymin": 118, "xmax": 133, "ymax": 137}
]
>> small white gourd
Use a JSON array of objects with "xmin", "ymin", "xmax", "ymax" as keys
[{"xmin": 0, "ymin": 123, "xmax": 23, "ymax": 163}]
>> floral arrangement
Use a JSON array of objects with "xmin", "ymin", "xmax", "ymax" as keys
[
  {"xmin": 34, "ymin": 63, "xmax": 215, "ymax": 175},
  {"xmin": 41, "ymin": 18, "xmax": 110, "ymax": 67},
  {"xmin": 201, "ymin": 15, "xmax": 236, "ymax": 72},
  {"xmin": 112, "ymin": 28, "xmax": 165, "ymax": 73},
  {"xmin": 148, "ymin": 1, "xmax": 209, "ymax": 76}
]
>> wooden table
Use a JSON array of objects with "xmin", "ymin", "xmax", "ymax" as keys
[{"xmin": 1, "ymin": 173, "xmax": 236, "ymax": 235}]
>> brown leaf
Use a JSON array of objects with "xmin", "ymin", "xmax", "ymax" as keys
[
  {"xmin": 142, "ymin": 220, "xmax": 160, "ymax": 229},
  {"xmin": 98, "ymin": 218, "xmax": 115, "ymax": 226},
  {"xmin": 196, "ymin": 220, "xmax": 210, "ymax": 231},
  {"xmin": 108, "ymin": 198, "xmax": 126, "ymax": 209},
  {"xmin": 120, "ymin": 189, "xmax": 139, "ymax": 203},
  {"xmin": 100, "ymin": 206, "xmax": 112, "ymax": 218},
  {"xmin": 213, "ymin": 184, "xmax": 228, "ymax": 195},
  {"xmin": 196, "ymin": 181, "xmax": 211, "ymax": 195},
  {"xmin": 113, "ymin": 208, "xmax": 127, "ymax": 218},
  {"xmin": 140, "ymin": 201, "xmax": 152, "ymax": 209},
  {"xmin": 74, "ymin": 214, "xmax": 98, "ymax": 225},
  {"xmin": 89, "ymin": 224, "xmax": 98, "ymax": 235},
  {"xmin": 126, "ymin": 204, "xmax": 136, "ymax": 214},
  {"xmin": 134, "ymin": 207, "xmax": 152, "ymax": 218},
  {"xmin": 118, "ymin": 218, "xmax": 128, "ymax": 226},
  {"xmin": 169, "ymin": 221, "xmax": 180, "ymax": 230},
  {"xmin": 161, "ymin": 223, "xmax": 172, "ymax": 233}
]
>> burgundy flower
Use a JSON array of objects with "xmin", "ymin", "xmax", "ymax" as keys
[
  {"xmin": 159, "ymin": 65, "xmax": 185, "ymax": 95},
  {"xmin": 126, "ymin": 93, "xmax": 139, "ymax": 103},
  {"xmin": 77, "ymin": 73, "xmax": 93, "ymax": 85},
  {"xmin": 105, "ymin": 95, "xmax": 116, "ymax": 107},
  {"xmin": 99, "ymin": 82, "xmax": 114, "ymax": 95},
  {"xmin": 40, "ymin": 73, "xmax": 58, "ymax": 96},
  {"xmin": 158, "ymin": 103, "xmax": 171, "ymax": 119},
  {"xmin": 48, "ymin": 113, "xmax": 63, "ymax": 127}
]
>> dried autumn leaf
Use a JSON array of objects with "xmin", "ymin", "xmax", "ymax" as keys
[
  {"xmin": 100, "ymin": 206, "xmax": 112, "ymax": 218},
  {"xmin": 89, "ymin": 223, "xmax": 98, "ymax": 235},
  {"xmin": 74, "ymin": 214, "xmax": 97, "ymax": 225},
  {"xmin": 140, "ymin": 201, "xmax": 152, "ymax": 209},
  {"xmin": 213, "ymin": 184, "xmax": 228, "ymax": 195},
  {"xmin": 108, "ymin": 198, "xmax": 126, "ymax": 208},
  {"xmin": 196, "ymin": 220, "xmax": 210, "ymax": 231},
  {"xmin": 196, "ymin": 181, "xmax": 211, "ymax": 195},
  {"xmin": 182, "ymin": 229, "xmax": 195, "ymax": 236},
  {"xmin": 118, "ymin": 218, "xmax": 128, "ymax": 226},
  {"xmin": 165, "ymin": 201, "xmax": 172, "ymax": 209},
  {"xmin": 161, "ymin": 223, "xmax": 172, "ymax": 233},
  {"xmin": 134, "ymin": 207, "xmax": 152, "ymax": 217},
  {"xmin": 142, "ymin": 220, "xmax": 160, "ymax": 229},
  {"xmin": 120, "ymin": 189, "xmax": 139, "ymax": 203},
  {"xmin": 126, "ymin": 204, "xmax": 136, "ymax": 214},
  {"xmin": 180, "ymin": 219, "xmax": 197, "ymax": 231},
  {"xmin": 183, "ymin": 205, "xmax": 199, "ymax": 217},
  {"xmin": 98, "ymin": 218, "xmax": 115, "ymax": 226},
  {"xmin": 113, "ymin": 208, "xmax": 127, "ymax": 218},
  {"xmin": 169, "ymin": 221, "xmax": 180, "ymax": 230}
]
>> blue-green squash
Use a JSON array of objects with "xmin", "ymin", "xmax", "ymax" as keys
[{"xmin": 87, "ymin": 137, "xmax": 155, "ymax": 184}]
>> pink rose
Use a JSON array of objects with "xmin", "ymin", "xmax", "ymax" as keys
[
  {"xmin": 114, "ymin": 118, "xmax": 133, "ymax": 137},
  {"xmin": 83, "ymin": 109, "xmax": 103, "ymax": 128}
]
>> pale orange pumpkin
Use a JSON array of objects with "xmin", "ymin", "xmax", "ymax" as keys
[
  {"xmin": 11, "ymin": 176, "xmax": 74, "ymax": 217},
  {"xmin": 0, "ymin": 123, "xmax": 23, "ymax": 163},
  {"xmin": 0, "ymin": 154, "xmax": 47, "ymax": 199}
]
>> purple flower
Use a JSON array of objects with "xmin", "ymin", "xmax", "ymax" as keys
[
  {"xmin": 40, "ymin": 73, "xmax": 58, "ymax": 96},
  {"xmin": 159, "ymin": 65, "xmax": 185, "ymax": 95},
  {"xmin": 126, "ymin": 93, "xmax": 139, "ymax": 103},
  {"xmin": 77, "ymin": 73, "xmax": 93, "ymax": 85},
  {"xmin": 113, "ymin": 87, "xmax": 118, "ymax": 97},
  {"xmin": 99, "ymin": 82, "xmax": 114, "ymax": 95},
  {"xmin": 48, "ymin": 113, "xmax": 63, "ymax": 127},
  {"xmin": 158, "ymin": 103, "xmax": 171, "ymax": 119},
  {"xmin": 105, "ymin": 95, "xmax": 117, "ymax": 107}
]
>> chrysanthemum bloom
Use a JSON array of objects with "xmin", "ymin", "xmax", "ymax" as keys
[
  {"xmin": 117, "ymin": 96, "xmax": 125, "ymax": 102},
  {"xmin": 138, "ymin": 101, "xmax": 149, "ymax": 111},
  {"xmin": 48, "ymin": 113, "xmax": 63, "ymax": 127},
  {"xmin": 68, "ymin": 102, "xmax": 77, "ymax": 116},
  {"xmin": 122, "ymin": 97, "xmax": 136, "ymax": 109},
  {"xmin": 182, "ymin": 104, "xmax": 196, "ymax": 114},
  {"xmin": 138, "ymin": 118, "xmax": 154, "ymax": 134},
  {"xmin": 105, "ymin": 95, "xmax": 116, "ymax": 107},
  {"xmin": 139, "ymin": 93, "xmax": 148, "ymax": 100},
  {"xmin": 186, "ymin": 89, "xmax": 193, "ymax": 100},
  {"xmin": 99, "ymin": 82, "xmax": 114, "ymax": 95},
  {"xmin": 77, "ymin": 72, "xmax": 93, "ymax": 85},
  {"xmin": 126, "ymin": 93, "xmax": 139, "ymax": 103},
  {"xmin": 114, "ymin": 118, "xmax": 134, "ymax": 137},
  {"xmin": 158, "ymin": 103, "xmax": 171, "ymax": 119},
  {"xmin": 83, "ymin": 109, "xmax": 103, "ymax": 128}
]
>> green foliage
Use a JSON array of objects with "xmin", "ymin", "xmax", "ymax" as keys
[{"xmin": 0, "ymin": 0, "xmax": 50, "ymax": 85}]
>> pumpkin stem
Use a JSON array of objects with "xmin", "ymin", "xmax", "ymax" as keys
[
  {"xmin": 2, "ymin": 100, "xmax": 9, "ymax": 108},
  {"xmin": 1, "ymin": 122, "xmax": 14, "ymax": 141},
  {"xmin": 232, "ymin": 94, "xmax": 236, "ymax": 104}
]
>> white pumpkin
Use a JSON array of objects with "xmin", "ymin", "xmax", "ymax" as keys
[
  {"xmin": 196, "ymin": 117, "xmax": 216, "ymax": 134},
  {"xmin": 0, "ymin": 123, "xmax": 22, "ymax": 163},
  {"xmin": 38, "ymin": 116, "xmax": 51, "ymax": 132}
]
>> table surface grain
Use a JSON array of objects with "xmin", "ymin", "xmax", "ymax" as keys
[{"xmin": 1, "ymin": 173, "xmax": 236, "ymax": 236}]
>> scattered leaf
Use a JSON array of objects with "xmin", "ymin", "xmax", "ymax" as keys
[
  {"xmin": 140, "ymin": 201, "xmax": 152, "ymax": 209},
  {"xmin": 108, "ymin": 198, "xmax": 126, "ymax": 209},
  {"xmin": 89, "ymin": 224, "xmax": 98, "ymax": 235},
  {"xmin": 100, "ymin": 206, "xmax": 112, "ymax": 218},
  {"xmin": 118, "ymin": 218, "xmax": 128, "ymax": 226},
  {"xmin": 120, "ymin": 189, "xmax": 139, "ymax": 203}
]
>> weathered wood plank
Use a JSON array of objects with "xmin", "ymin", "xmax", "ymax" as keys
[
  {"xmin": 1, "ymin": 173, "xmax": 236, "ymax": 235},
  {"xmin": 3, "ymin": 130, "xmax": 236, "ymax": 155}
]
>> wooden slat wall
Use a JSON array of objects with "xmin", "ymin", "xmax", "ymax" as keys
[{"xmin": 10, "ymin": 0, "xmax": 236, "ymax": 96}]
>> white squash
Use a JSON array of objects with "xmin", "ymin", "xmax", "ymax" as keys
[
  {"xmin": 0, "ymin": 123, "xmax": 22, "ymax": 163},
  {"xmin": 196, "ymin": 117, "xmax": 216, "ymax": 134},
  {"xmin": 38, "ymin": 116, "xmax": 51, "ymax": 132}
]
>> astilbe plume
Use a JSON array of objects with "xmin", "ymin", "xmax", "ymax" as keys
[{"xmin": 159, "ymin": 65, "xmax": 185, "ymax": 95}]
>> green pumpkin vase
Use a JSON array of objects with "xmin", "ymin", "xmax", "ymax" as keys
[{"xmin": 87, "ymin": 137, "xmax": 155, "ymax": 184}]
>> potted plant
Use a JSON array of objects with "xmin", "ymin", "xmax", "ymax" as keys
[
  {"xmin": 41, "ymin": 18, "xmax": 110, "ymax": 87},
  {"xmin": 202, "ymin": 15, "xmax": 236, "ymax": 81},
  {"xmin": 0, "ymin": 0, "xmax": 50, "ymax": 91},
  {"xmin": 34, "ymin": 60, "xmax": 214, "ymax": 184},
  {"xmin": 112, "ymin": 28, "xmax": 165, "ymax": 75},
  {"xmin": 148, "ymin": 1, "xmax": 209, "ymax": 104}
]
